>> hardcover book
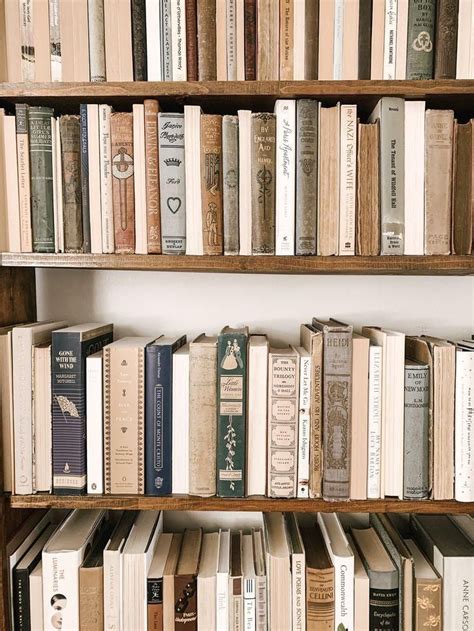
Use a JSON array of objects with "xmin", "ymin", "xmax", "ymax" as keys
[
  {"xmin": 144, "ymin": 99, "xmax": 161, "ymax": 254},
  {"xmin": 79, "ymin": 103, "xmax": 91, "ymax": 253},
  {"xmin": 296, "ymin": 100, "xmax": 318, "ymax": 255},
  {"xmin": 404, "ymin": 359, "xmax": 430, "ymax": 499},
  {"xmin": 318, "ymin": 103, "xmax": 340, "ymax": 255},
  {"xmin": 197, "ymin": 0, "xmax": 217, "ymax": 79},
  {"xmin": 251, "ymin": 112, "xmax": 276, "ymax": 254},
  {"xmin": 223, "ymin": 114, "xmax": 240, "ymax": 255},
  {"xmin": 405, "ymin": 538, "xmax": 442, "ymax": 631},
  {"xmin": 174, "ymin": 529, "xmax": 202, "ymax": 630},
  {"xmin": 435, "ymin": 0, "xmax": 459, "ymax": 79},
  {"xmin": 110, "ymin": 112, "xmax": 135, "ymax": 254},
  {"xmin": 275, "ymin": 99, "xmax": 296, "ymax": 255},
  {"xmin": 200, "ymin": 114, "xmax": 223, "ymax": 254},
  {"xmin": 452, "ymin": 120, "xmax": 473, "ymax": 255},
  {"xmin": 406, "ymin": 0, "xmax": 436, "ymax": 80},
  {"xmin": 60, "ymin": 114, "xmax": 83, "ymax": 253},
  {"xmin": 301, "ymin": 523, "xmax": 335, "ymax": 630},
  {"xmin": 15, "ymin": 103, "xmax": 32, "ymax": 252},
  {"xmin": 357, "ymin": 121, "xmax": 380, "ymax": 256}
]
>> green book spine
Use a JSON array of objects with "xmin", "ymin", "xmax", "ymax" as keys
[
  {"xmin": 406, "ymin": 0, "xmax": 436, "ymax": 80},
  {"xmin": 216, "ymin": 330, "xmax": 248, "ymax": 497},
  {"xmin": 29, "ymin": 107, "xmax": 55, "ymax": 252}
]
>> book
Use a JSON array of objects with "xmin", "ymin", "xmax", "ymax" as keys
[
  {"xmin": 285, "ymin": 513, "xmax": 306, "ymax": 631},
  {"xmin": 131, "ymin": 0, "xmax": 147, "ymax": 80},
  {"xmin": 339, "ymin": 104, "xmax": 357, "ymax": 255},
  {"xmin": 32, "ymin": 343, "xmax": 52, "ymax": 493},
  {"xmin": 275, "ymin": 99, "xmax": 296, "ymax": 255},
  {"xmin": 58, "ymin": 0, "xmax": 89, "ymax": 81},
  {"xmin": 145, "ymin": 335, "xmax": 186, "ymax": 495},
  {"xmin": 103, "ymin": 0, "xmax": 133, "ymax": 80},
  {"xmin": 295, "ymin": 346, "xmax": 311, "ymax": 498},
  {"xmin": 0, "ymin": 326, "xmax": 14, "ymax": 492},
  {"xmin": 171, "ymin": 0, "xmax": 187, "ymax": 80},
  {"xmin": 110, "ymin": 112, "xmax": 135, "ymax": 254},
  {"xmin": 356, "ymin": 121, "xmax": 380, "ymax": 256},
  {"xmin": 253, "ymin": 528, "xmax": 267, "ymax": 631},
  {"xmin": 133, "ymin": 103, "xmax": 147, "ymax": 254},
  {"xmin": 99, "ymin": 104, "xmax": 114, "ymax": 254},
  {"xmin": 86, "ymin": 351, "xmax": 104, "ymax": 494},
  {"xmin": 395, "ymin": 0, "xmax": 409, "ymax": 79},
  {"xmin": 382, "ymin": 0, "xmax": 397, "ymax": 79},
  {"xmin": 172, "ymin": 344, "xmax": 190, "ymax": 494},
  {"xmin": 404, "ymin": 101, "xmax": 425, "ymax": 255},
  {"xmin": 222, "ymin": 114, "xmax": 240, "ymax": 255},
  {"xmin": 405, "ymin": 538, "xmax": 442, "ymax": 631},
  {"xmin": 145, "ymin": 0, "xmax": 162, "ymax": 80},
  {"xmin": 85, "ymin": 104, "xmax": 102, "ymax": 254},
  {"xmin": 197, "ymin": 0, "xmax": 216, "ymax": 79},
  {"xmin": 406, "ymin": 0, "xmax": 436, "ymax": 79},
  {"xmin": 144, "ymin": 99, "xmax": 161, "ymax": 254},
  {"xmin": 216, "ymin": 326, "xmax": 248, "ymax": 497},
  {"xmin": 404, "ymin": 359, "xmax": 430, "ymax": 499},
  {"xmin": 301, "ymin": 523, "xmax": 335, "ymax": 630},
  {"xmin": 318, "ymin": 0, "xmax": 335, "ymax": 79},
  {"xmin": 267, "ymin": 345, "xmax": 299, "ymax": 498},
  {"xmin": 454, "ymin": 341, "xmax": 474, "ymax": 502},
  {"xmin": 29, "ymin": 559, "xmax": 43, "ymax": 631},
  {"xmin": 146, "ymin": 533, "xmax": 173, "ymax": 631},
  {"xmin": 247, "ymin": 335, "xmax": 268, "ymax": 496},
  {"xmin": 371, "ymin": 0, "xmax": 385, "ymax": 78},
  {"xmin": 60, "ymin": 114, "xmax": 83, "ymax": 253},
  {"xmin": 52, "ymin": 324, "xmax": 113, "ymax": 495},
  {"xmin": 318, "ymin": 103, "xmax": 340, "ymax": 255},
  {"xmin": 103, "ymin": 336, "xmax": 156, "ymax": 494},
  {"xmin": 244, "ymin": 0, "xmax": 257, "ymax": 79},
  {"xmin": 350, "ymin": 334, "xmax": 369, "ymax": 500},
  {"xmin": 279, "ymin": 0, "xmax": 294, "ymax": 80},
  {"xmin": 367, "ymin": 343, "xmax": 383, "ymax": 499},
  {"xmin": 263, "ymin": 513, "xmax": 291, "ymax": 629},
  {"xmin": 1, "ymin": 111, "xmax": 20, "ymax": 253},
  {"xmin": 242, "ymin": 533, "xmax": 257, "ymax": 630},
  {"xmin": 229, "ymin": 531, "xmax": 243, "ymax": 629},
  {"xmin": 197, "ymin": 532, "xmax": 219, "ymax": 630},
  {"xmin": 238, "ymin": 109, "xmax": 252, "ymax": 254},
  {"xmin": 174, "ymin": 528, "xmax": 202, "ymax": 630},
  {"xmin": 159, "ymin": 112, "xmax": 187, "ymax": 254},
  {"xmin": 15, "ymin": 103, "xmax": 32, "ymax": 252},
  {"xmin": 251, "ymin": 112, "xmax": 276, "ymax": 255},
  {"xmin": 216, "ymin": 529, "xmax": 230, "ymax": 631},
  {"xmin": 295, "ymin": 99, "xmax": 318, "ymax": 256},
  {"xmin": 257, "ymin": 0, "xmax": 279, "ymax": 80},
  {"xmin": 188, "ymin": 334, "xmax": 217, "ymax": 496},
  {"xmin": 435, "ymin": 0, "xmax": 459, "ymax": 79},
  {"xmin": 226, "ymin": 0, "xmax": 238, "ymax": 81},
  {"xmin": 452, "ymin": 120, "xmax": 473, "ymax": 254},
  {"xmin": 88, "ymin": 0, "xmax": 106, "ymax": 82},
  {"xmin": 200, "ymin": 113, "xmax": 223, "ymax": 254},
  {"xmin": 163, "ymin": 533, "xmax": 183, "ymax": 630},
  {"xmin": 347, "ymin": 533, "xmax": 369, "ymax": 631}
]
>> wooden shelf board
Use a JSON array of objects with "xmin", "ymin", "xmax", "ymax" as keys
[
  {"xmin": 7, "ymin": 495, "xmax": 473, "ymax": 513},
  {"xmin": 1, "ymin": 253, "xmax": 474, "ymax": 275}
]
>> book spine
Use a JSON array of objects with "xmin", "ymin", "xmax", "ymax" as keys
[
  {"xmin": 405, "ymin": 0, "xmax": 435, "ymax": 79},
  {"xmin": 309, "ymin": 333, "xmax": 323, "ymax": 499},
  {"xmin": 304, "ymin": 0, "xmax": 319, "ymax": 78},
  {"xmin": 230, "ymin": 579, "xmax": 243, "ymax": 631},
  {"xmin": 104, "ymin": 552, "xmax": 120, "ymax": 630},
  {"xmin": 34, "ymin": 345, "xmax": 52, "ymax": 492},
  {"xmin": 338, "ymin": 104, "xmax": 357, "ymax": 255},
  {"xmin": 175, "ymin": 573, "xmax": 198, "ymax": 629},
  {"xmin": 267, "ymin": 351, "xmax": 299, "ymax": 498},
  {"xmin": 223, "ymin": 115, "xmax": 240, "ymax": 255},
  {"xmin": 144, "ymin": 100, "xmax": 161, "ymax": 254},
  {"xmin": 12, "ymin": 329, "xmax": 34, "ymax": 494},
  {"xmin": 133, "ymin": 104, "xmax": 147, "ymax": 255},
  {"xmin": 147, "ymin": 577, "xmax": 163, "ymax": 630},
  {"xmin": 200, "ymin": 114, "xmax": 224, "ymax": 254},
  {"xmin": 216, "ymin": 572, "xmax": 229, "ymax": 630},
  {"xmin": 80, "ymin": 105, "xmax": 91, "ymax": 252},
  {"xmin": 110, "ymin": 112, "xmax": 135, "ymax": 253},
  {"xmin": 15, "ymin": 103, "xmax": 32, "ymax": 252},
  {"xmin": 369, "ymin": 585, "xmax": 399, "ymax": 630},
  {"xmin": 424, "ymin": 109, "xmax": 454, "ymax": 255},
  {"xmin": 43, "ymin": 550, "xmax": 82, "ymax": 630},
  {"xmin": 257, "ymin": 0, "xmax": 279, "ymax": 80},
  {"xmin": 159, "ymin": 112, "xmax": 187, "ymax": 254},
  {"xmin": 247, "ymin": 339, "xmax": 268, "ymax": 496},
  {"xmin": 356, "ymin": 122, "xmax": 380, "ymax": 256},
  {"xmin": 59, "ymin": 115, "xmax": 83, "ymax": 253},
  {"xmin": 255, "ymin": 576, "xmax": 266, "ymax": 631},
  {"xmin": 79, "ymin": 567, "xmax": 103, "ymax": 631},
  {"xmin": 197, "ymin": 0, "xmax": 217, "ymax": 79},
  {"xmin": 49, "ymin": 0, "xmax": 61, "ymax": 80},
  {"xmin": 455, "ymin": 351, "xmax": 474, "ymax": 501},
  {"xmin": 367, "ymin": 346, "xmax": 382, "ymax": 499},
  {"xmin": 279, "ymin": 0, "xmax": 293, "ymax": 79},
  {"xmin": 86, "ymin": 355, "xmax": 103, "ymax": 494},
  {"xmin": 99, "ymin": 104, "xmax": 114, "ymax": 253},
  {"xmin": 227, "ymin": 0, "xmax": 238, "ymax": 80},
  {"xmin": 87, "ymin": 104, "xmax": 102, "ymax": 254},
  {"xmin": 321, "ymin": 325, "xmax": 353, "ymax": 499},
  {"xmin": 13, "ymin": 568, "xmax": 30, "ymax": 631},
  {"xmin": 297, "ymin": 354, "xmax": 310, "ymax": 498},
  {"xmin": 217, "ymin": 332, "xmax": 248, "ymax": 497},
  {"xmin": 171, "ymin": 0, "xmax": 187, "ymax": 80},
  {"xmin": 145, "ymin": 346, "xmax": 172, "ymax": 495},
  {"xmin": 358, "ymin": 0, "xmax": 372, "ymax": 79},
  {"xmin": 403, "ymin": 364, "xmax": 430, "ymax": 499},
  {"xmin": 250, "ymin": 112, "xmax": 276, "ymax": 254},
  {"xmin": 383, "ymin": 0, "xmax": 397, "ymax": 79},
  {"xmin": 51, "ymin": 117, "xmax": 61, "ymax": 253},
  {"xmin": 19, "ymin": 0, "xmax": 34, "ymax": 81},
  {"xmin": 244, "ymin": 593, "xmax": 255, "ymax": 631},
  {"xmin": 275, "ymin": 99, "xmax": 296, "ymax": 254},
  {"xmin": 333, "ymin": 0, "xmax": 344, "ymax": 79},
  {"xmin": 184, "ymin": 105, "xmax": 203, "ymax": 254},
  {"xmin": 244, "ymin": 0, "xmax": 256, "ymax": 79},
  {"xmin": 415, "ymin": 579, "xmax": 442, "ymax": 629},
  {"xmin": 185, "ymin": 0, "xmax": 198, "ymax": 80},
  {"xmin": 172, "ymin": 351, "xmax": 190, "ymax": 494},
  {"xmin": 145, "ymin": 0, "xmax": 162, "ymax": 80},
  {"xmin": 452, "ymin": 121, "xmax": 472, "ymax": 255},
  {"xmin": 295, "ymin": 99, "xmax": 318, "ymax": 255},
  {"xmin": 161, "ymin": 0, "xmax": 172, "ymax": 80},
  {"xmin": 317, "ymin": 104, "xmax": 340, "ymax": 255},
  {"xmin": 29, "ymin": 107, "xmax": 55, "ymax": 252},
  {"xmin": 291, "ymin": 554, "xmax": 305, "ymax": 631},
  {"xmin": 306, "ymin": 569, "xmax": 335, "ymax": 629},
  {"xmin": 88, "ymin": 0, "xmax": 106, "ymax": 81},
  {"xmin": 131, "ymin": 0, "xmax": 147, "ymax": 80},
  {"xmin": 434, "ymin": 0, "xmax": 459, "ymax": 79}
]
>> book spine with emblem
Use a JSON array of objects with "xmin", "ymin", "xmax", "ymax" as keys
[
  {"xmin": 60, "ymin": 115, "xmax": 83, "ymax": 253},
  {"xmin": 200, "ymin": 114, "xmax": 223, "ymax": 254},
  {"xmin": 111, "ymin": 112, "xmax": 135, "ymax": 253},
  {"xmin": 406, "ymin": 0, "xmax": 436, "ymax": 80},
  {"xmin": 147, "ymin": 575, "xmax": 163, "ymax": 629},
  {"xmin": 251, "ymin": 113, "xmax": 276, "ymax": 254},
  {"xmin": 296, "ymin": 100, "xmax": 318, "ymax": 255}
]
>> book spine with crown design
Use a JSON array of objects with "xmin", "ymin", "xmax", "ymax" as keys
[
  {"xmin": 111, "ymin": 112, "xmax": 135, "ymax": 253},
  {"xmin": 251, "ymin": 113, "xmax": 276, "ymax": 254}
]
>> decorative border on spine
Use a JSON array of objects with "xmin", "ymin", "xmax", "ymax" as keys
[{"xmin": 103, "ymin": 345, "xmax": 111, "ymax": 494}]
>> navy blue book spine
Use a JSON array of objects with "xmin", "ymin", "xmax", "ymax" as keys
[{"xmin": 80, "ymin": 104, "xmax": 91, "ymax": 253}]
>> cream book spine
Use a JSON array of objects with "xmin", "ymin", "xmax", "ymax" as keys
[
  {"xmin": 293, "ymin": 0, "xmax": 305, "ymax": 79},
  {"xmin": 333, "ymin": 0, "xmax": 344, "ymax": 79},
  {"xmin": 133, "ymin": 104, "xmax": 147, "ymax": 254},
  {"xmin": 184, "ymin": 105, "xmax": 203, "ymax": 254},
  {"xmin": 172, "ymin": 344, "xmax": 190, "ymax": 494},
  {"xmin": 339, "ymin": 104, "xmax": 357, "ymax": 255},
  {"xmin": 99, "ymin": 104, "xmax": 114, "ymax": 253},
  {"xmin": 456, "ymin": 0, "xmax": 472, "ymax": 78},
  {"xmin": 236, "ymin": 0, "xmax": 245, "ymax": 79},
  {"xmin": 49, "ymin": 0, "xmax": 61, "ymax": 81},
  {"xmin": 247, "ymin": 336, "xmax": 269, "ymax": 496},
  {"xmin": 404, "ymin": 101, "xmax": 425, "ymax": 255},
  {"xmin": 238, "ymin": 109, "xmax": 252, "ymax": 255},
  {"xmin": 297, "ymin": 349, "xmax": 311, "ymax": 498},
  {"xmin": 33, "ymin": 0, "xmax": 51, "ymax": 81},
  {"xmin": 29, "ymin": 560, "xmax": 44, "ymax": 631},
  {"xmin": 4, "ymin": 0, "xmax": 22, "ymax": 81},
  {"xmin": 367, "ymin": 344, "xmax": 382, "ymax": 499},
  {"xmin": 395, "ymin": 0, "xmax": 408, "ymax": 79},
  {"xmin": 15, "ymin": 104, "xmax": 32, "ymax": 252},
  {"xmin": 455, "ymin": 349, "xmax": 474, "ymax": 501},
  {"xmin": 171, "ymin": 0, "xmax": 187, "ymax": 80},
  {"xmin": 216, "ymin": 529, "xmax": 230, "ymax": 631},
  {"xmin": 33, "ymin": 344, "xmax": 52, "ymax": 492},
  {"xmin": 275, "ymin": 99, "xmax": 296, "ymax": 255},
  {"xmin": 146, "ymin": 0, "xmax": 162, "ymax": 80},
  {"xmin": 86, "ymin": 351, "xmax": 103, "ymax": 494},
  {"xmin": 383, "ymin": 0, "xmax": 398, "ymax": 79},
  {"xmin": 3, "ymin": 114, "xmax": 21, "ymax": 252},
  {"xmin": 87, "ymin": 104, "xmax": 102, "ymax": 253}
]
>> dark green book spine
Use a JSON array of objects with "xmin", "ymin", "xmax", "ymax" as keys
[
  {"xmin": 406, "ymin": 0, "xmax": 436, "ymax": 80},
  {"xmin": 29, "ymin": 107, "xmax": 55, "ymax": 252},
  {"xmin": 216, "ymin": 331, "xmax": 248, "ymax": 497}
]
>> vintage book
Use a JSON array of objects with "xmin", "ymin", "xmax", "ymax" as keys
[
  {"xmin": 59, "ymin": 115, "xmax": 83, "ymax": 253},
  {"xmin": 145, "ymin": 335, "xmax": 186, "ymax": 496},
  {"xmin": 295, "ymin": 347, "xmax": 311, "ymax": 498},
  {"xmin": 200, "ymin": 114, "xmax": 223, "ymax": 254},
  {"xmin": 85, "ymin": 104, "xmax": 102, "ymax": 253},
  {"xmin": 88, "ymin": 0, "xmax": 106, "ymax": 81},
  {"xmin": 301, "ymin": 524, "xmax": 334, "ymax": 630},
  {"xmin": 358, "ymin": 0, "xmax": 372, "ymax": 78},
  {"xmin": 404, "ymin": 538, "xmax": 442, "ymax": 631},
  {"xmin": 145, "ymin": 0, "xmax": 162, "ymax": 80},
  {"xmin": 216, "ymin": 326, "xmax": 248, "ymax": 497},
  {"xmin": 131, "ymin": 0, "xmax": 147, "ymax": 80},
  {"xmin": 435, "ymin": 0, "xmax": 459, "ymax": 79},
  {"xmin": 226, "ymin": 0, "xmax": 237, "ymax": 80},
  {"xmin": 86, "ymin": 351, "xmax": 103, "ymax": 494},
  {"xmin": 247, "ymin": 335, "xmax": 269, "ymax": 496},
  {"xmin": 147, "ymin": 533, "xmax": 173, "ymax": 631},
  {"xmin": 279, "ymin": 0, "xmax": 294, "ymax": 79},
  {"xmin": 99, "ymin": 104, "xmax": 114, "ymax": 253},
  {"xmin": 339, "ymin": 104, "xmax": 357, "ymax": 255},
  {"xmin": 216, "ymin": 529, "xmax": 230, "ymax": 630},
  {"xmin": 185, "ymin": 0, "xmax": 198, "ymax": 80},
  {"xmin": 28, "ymin": 106, "xmax": 55, "ymax": 252},
  {"xmin": 367, "ymin": 343, "xmax": 383, "ymax": 499},
  {"xmin": 251, "ymin": 112, "xmax": 276, "ymax": 254},
  {"xmin": 197, "ymin": 0, "xmax": 216, "ymax": 79},
  {"xmin": 162, "ymin": 533, "xmax": 182, "ymax": 630},
  {"xmin": 452, "ymin": 120, "xmax": 473, "ymax": 254},
  {"xmin": 52, "ymin": 116, "xmax": 64, "ymax": 253},
  {"xmin": 244, "ymin": 0, "xmax": 257, "ymax": 79},
  {"xmin": 0, "ymin": 327, "xmax": 14, "ymax": 493},
  {"xmin": 218, "ymin": 0, "xmax": 228, "ymax": 77},
  {"xmin": 356, "ymin": 121, "xmax": 380, "ymax": 255},
  {"xmin": 296, "ymin": 99, "xmax": 318, "ymax": 255},
  {"xmin": 285, "ymin": 513, "xmax": 306, "ymax": 631},
  {"xmin": 174, "ymin": 529, "xmax": 202, "ymax": 630},
  {"xmin": 79, "ymin": 106, "xmax": 92, "ymax": 251},
  {"xmin": 1, "ymin": 111, "xmax": 20, "ymax": 252},
  {"xmin": 184, "ymin": 105, "xmax": 203, "ymax": 254},
  {"xmin": 406, "ymin": 0, "xmax": 436, "ymax": 79},
  {"xmin": 347, "ymin": 534, "xmax": 370, "ymax": 631},
  {"xmin": 104, "ymin": 0, "xmax": 133, "ymax": 80},
  {"xmin": 229, "ymin": 531, "xmax": 243, "ymax": 629},
  {"xmin": 171, "ymin": 0, "xmax": 187, "ymax": 81},
  {"xmin": 312, "ymin": 318, "xmax": 353, "ymax": 500},
  {"xmin": 159, "ymin": 112, "xmax": 186, "ymax": 254},
  {"xmin": 424, "ymin": 109, "xmax": 454, "ymax": 254},
  {"xmin": 236, "ymin": 0, "xmax": 246, "ymax": 80},
  {"xmin": 0, "ymin": 110, "xmax": 6, "ymax": 251},
  {"xmin": 111, "ymin": 112, "xmax": 135, "ymax": 253},
  {"xmin": 263, "ymin": 513, "xmax": 291, "ymax": 629},
  {"xmin": 29, "ymin": 560, "xmax": 43, "ymax": 631},
  {"xmin": 318, "ymin": 103, "xmax": 340, "ymax": 255},
  {"xmin": 60, "ymin": 0, "xmax": 90, "ymax": 80},
  {"xmin": 32, "ymin": 343, "xmax": 52, "ymax": 493},
  {"xmin": 133, "ymin": 104, "xmax": 147, "ymax": 254},
  {"xmin": 4, "ymin": 0, "xmax": 22, "ymax": 82},
  {"xmin": 172, "ymin": 344, "xmax": 189, "ymax": 494},
  {"xmin": 104, "ymin": 337, "xmax": 156, "ymax": 494},
  {"xmin": 252, "ymin": 529, "xmax": 267, "ymax": 631},
  {"xmin": 404, "ymin": 101, "xmax": 425, "ymax": 255},
  {"xmin": 454, "ymin": 342, "xmax": 474, "ymax": 502},
  {"xmin": 144, "ymin": 99, "xmax": 161, "ymax": 254},
  {"xmin": 15, "ymin": 103, "xmax": 32, "ymax": 252},
  {"xmin": 197, "ymin": 532, "xmax": 219, "ymax": 630},
  {"xmin": 404, "ymin": 359, "xmax": 430, "ymax": 499},
  {"xmin": 352, "ymin": 527, "xmax": 399, "ymax": 631},
  {"xmin": 368, "ymin": 98, "xmax": 405, "ymax": 254},
  {"xmin": 238, "ymin": 109, "xmax": 252, "ymax": 254},
  {"xmin": 275, "ymin": 99, "xmax": 296, "ymax": 254},
  {"xmin": 350, "ymin": 334, "xmax": 369, "ymax": 500},
  {"xmin": 161, "ymin": 0, "xmax": 173, "ymax": 80},
  {"xmin": 188, "ymin": 334, "xmax": 217, "ymax": 496},
  {"xmin": 382, "ymin": 0, "xmax": 397, "ymax": 79},
  {"xmin": 49, "ymin": 0, "xmax": 61, "ymax": 81},
  {"xmin": 318, "ymin": 0, "xmax": 335, "ymax": 79},
  {"xmin": 267, "ymin": 345, "xmax": 299, "ymax": 498},
  {"xmin": 397, "ymin": 0, "xmax": 409, "ymax": 80},
  {"xmin": 52, "ymin": 324, "xmax": 113, "ymax": 494},
  {"xmin": 456, "ymin": 0, "xmax": 470, "ymax": 78},
  {"xmin": 242, "ymin": 533, "xmax": 257, "ymax": 630},
  {"xmin": 222, "ymin": 115, "xmax": 239, "ymax": 255},
  {"xmin": 257, "ymin": 0, "xmax": 279, "ymax": 79}
]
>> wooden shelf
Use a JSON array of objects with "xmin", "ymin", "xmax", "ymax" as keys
[
  {"xmin": 1, "ymin": 252, "xmax": 474, "ymax": 275},
  {"xmin": 8, "ymin": 495, "xmax": 473, "ymax": 513}
]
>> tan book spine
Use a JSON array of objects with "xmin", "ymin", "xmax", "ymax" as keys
[
  {"xmin": 163, "ymin": 534, "xmax": 182, "ymax": 631},
  {"xmin": 414, "ymin": 578, "xmax": 442, "ymax": 630},
  {"xmin": 148, "ymin": 603, "xmax": 163, "ymax": 631},
  {"xmin": 318, "ymin": 0, "xmax": 335, "ymax": 79},
  {"xmin": 73, "ymin": 0, "xmax": 90, "ymax": 81},
  {"xmin": 117, "ymin": 0, "xmax": 133, "ymax": 80},
  {"xmin": 356, "ymin": 122, "xmax": 380, "ymax": 256},
  {"xmin": 306, "ymin": 567, "xmax": 335, "ymax": 630},
  {"xmin": 370, "ymin": 0, "xmax": 385, "ymax": 79},
  {"xmin": 32, "ymin": 0, "xmax": 51, "ymax": 81},
  {"xmin": 200, "ymin": 114, "xmax": 224, "ymax": 254},
  {"xmin": 279, "ymin": 0, "xmax": 294, "ymax": 80},
  {"xmin": 424, "ymin": 109, "xmax": 454, "ymax": 255},
  {"xmin": 60, "ymin": 115, "xmax": 84, "ymax": 253},
  {"xmin": 104, "ymin": 0, "xmax": 119, "ymax": 80},
  {"xmin": 4, "ymin": 0, "xmax": 22, "ymax": 81},
  {"xmin": 317, "ymin": 104, "xmax": 340, "ymax": 256},
  {"xmin": 111, "ymin": 112, "xmax": 135, "ymax": 254},
  {"xmin": 144, "ymin": 99, "xmax": 162, "ymax": 254},
  {"xmin": 452, "ymin": 121, "xmax": 473, "ymax": 255},
  {"xmin": 216, "ymin": 0, "xmax": 227, "ymax": 80},
  {"xmin": 197, "ymin": 0, "xmax": 217, "ymax": 79},
  {"xmin": 79, "ymin": 566, "xmax": 104, "ymax": 631},
  {"xmin": 251, "ymin": 113, "xmax": 276, "ymax": 254},
  {"xmin": 342, "ymin": 0, "xmax": 359, "ymax": 79},
  {"xmin": 257, "ymin": 0, "xmax": 279, "ymax": 80}
]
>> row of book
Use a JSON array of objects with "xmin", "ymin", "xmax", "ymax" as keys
[
  {"xmin": 2, "ymin": 0, "xmax": 474, "ymax": 83},
  {"xmin": 1, "ymin": 97, "xmax": 472, "ymax": 257},
  {"xmin": 3, "ymin": 319, "xmax": 472, "ymax": 502},
  {"xmin": 6, "ymin": 508, "xmax": 474, "ymax": 630}
]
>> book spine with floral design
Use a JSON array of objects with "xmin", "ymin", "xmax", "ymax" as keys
[
  {"xmin": 200, "ymin": 114, "xmax": 223, "ymax": 254},
  {"xmin": 216, "ymin": 329, "xmax": 248, "ymax": 497},
  {"xmin": 251, "ymin": 113, "xmax": 276, "ymax": 254},
  {"xmin": 414, "ymin": 577, "xmax": 442, "ymax": 630}
]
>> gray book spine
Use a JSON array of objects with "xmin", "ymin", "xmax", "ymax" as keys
[
  {"xmin": 296, "ymin": 99, "xmax": 318, "ymax": 255},
  {"xmin": 369, "ymin": 98, "xmax": 405, "ymax": 254},
  {"xmin": 87, "ymin": 0, "xmax": 106, "ymax": 82},
  {"xmin": 404, "ymin": 362, "xmax": 430, "ymax": 499},
  {"xmin": 406, "ymin": 0, "xmax": 436, "ymax": 80},
  {"xmin": 161, "ymin": 0, "xmax": 173, "ymax": 80},
  {"xmin": 158, "ymin": 113, "xmax": 186, "ymax": 253},
  {"xmin": 223, "ymin": 115, "xmax": 239, "ymax": 254}
]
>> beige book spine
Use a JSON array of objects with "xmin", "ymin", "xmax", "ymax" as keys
[
  {"xmin": 3, "ymin": 115, "xmax": 21, "ymax": 252},
  {"xmin": 433, "ymin": 346, "xmax": 455, "ymax": 500},
  {"xmin": 318, "ymin": 0, "xmax": 335, "ymax": 79},
  {"xmin": 79, "ymin": 566, "xmax": 104, "ymax": 631},
  {"xmin": 279, "ymin": 0, "xmax": 294, "ymax": 80},
  {"xmin": 342, "ymin": 0, "xmax": 359, "ymax": 79},
  {"xmin": 0, "ymin": 333, "xmax": 14, "ymax": 492},
  {"xmin": 32, "ymin": 0, "xmax": 51, "ymax": 81},
  {"xmin": 414, "ymin": 578, "xmax": 442, "ymax": 630},
  {"xmin": 200, "ymin": 114, "xmax": 224, "ymax": 254},
  {"xmin": 0, "ymin": 0, "xmax": 7, "ymax": 81},
  {"xmin": 216, "ymin": 0, "xmax": 227, "ymax": 79},
  {"xmin": 257, "ymin": 0, "xmax": 279, "ymax": 80},
  {"xmin": 58, "ymin": 0, "xmax": 74, "ymax": 80},
  {"xmin": 73, "ymin": 0, "xmax": 89, "ymax": 80},
  {"xmin": 317, "ymin": 104, "xmax": 340, "ymax": 256},
  {"xmin": 117, "ymin": 0, "xmax": 133, "ymax": 80},
  {"xmin": 370, "ymin": 0, "xmax": 385, "ymax": 79},
  {"xmin": 15, "ymin": 105, "xmax": 33, "ymax": 252},
  {"xmin": 0, "ymin": 109, "xmax": 6, "ymax": 252},
  {"xmin": 88, "ymin": 0, "xmax": 106, "ymax": 82},
  {"xmin": 144, "ymin": 99, "xmax": 161, "ymax": 254},
  {"xmin": 4, "ymin": 0, "xmax": 22, "ymax": 81}
]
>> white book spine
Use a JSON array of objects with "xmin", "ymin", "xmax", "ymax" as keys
[
  {"xmin": 297, "ymin": 354, "xmax": 311, "ymax": 498},
  {"xmin": 404, "ymin": 101, "xmax": 425, "ymax": 255},
  {"xmin": 87, "ymin": 104, "xmax": 102, "ymax": 254},
  {"xmin": 457, "ymin": 0, "xmax": 472, "ymax": 78},
  {"xmin": 367, "ymin": 345, "xmax": 382, "ymax": 499},
  {"xmin": 133, "ymin": 104, "xmax": 147, "ymax": 254},
  {"xmin": 440, "ymin": 555, "xmax": 474, "ymax": 630},
  {"xmin": 3, "ymin": 116, "xmax": 21, "ymax": 252},
  {"xmin": 34, "ymin": 347, "xmax": 52, "ymax": 492},
  {"xmin": 55, "ymin": 117, "xmax": 64, "ymax": 253},
  {"xmin": 383, "ymin": 0, "xmax": 398, "ymax": 79},
  {"xmin": 99, "ymin": 104, "xmax": 114, "ymax": 253},
  {"xmin": 13, "ymin": 330, "xmax": 33, "ymax": 494},
  {"xmin": 238, "ymin": 109, "xmax": 252, "ymax": 255},
  {"xmin": 395, "ymin": 0, "xmax": 408, "ymax": 79},
  {"xmin": 86, "ymin": 354, "xmax": 103, "ymax": 493},
  {"xmin": 226, "ymin": 0, "xmax": 237, "ymax": 80},
  {"xmin": 49, "ymin": 0, "xmax": 62, "ymax": 80},
  {"xmin": 184, "ymin": 105, "xmax": 203, "ymax": 254},
  {"xmin": 247, "ymin": 339, "xmax": 268, "ymax": 496},
  {"xmin": 172, "ymin": 349, "xmax": 189, "ymax": 494},
  {"xmin": 333, "ymin": 0, "xmax": 344, "ymax": 80},
  {"xmin": 161, "ymin": 0, "xmax": 172, "ymax": 80},
  {"xmin": 292, "ymin": 553, "xmax": 306, "ymax": 631},
  {"xmin": 293, "ymin": 0, "xmax": 305, "ymax": 79},
  {"xmin": 104, "ymin": 550, "xmax": 122, "ymax": 631},
  {"xmin": 275, "ymin": 99, "xmax": 296, "ymax": 255},
  {"xmin": 146, "ymin": 0, "xmax": 162, "ymax": 80},
  {"xmin": 455, "ymin": 351, "xmax": 474, "ymax": 501},
  {"xmin": 244, "ymin": 579, "xmax": 256, "ymax": 631},
  {"xmin": 171, "ymin": 0, "xmax": 187, "ymax": 81},
  {"xmin": 42, "ymin": 550, "xmax": 81, "ymax": 630},
  {"xmin": 338, "ymin": 104, "xmax": 357, "ymax": 255},
  {"xmin": 216, "ymin": 571, "xmax": 229, "ymax": 631},
  {"xmin": 236, "ymin": 0, "xmax": 245, "ymax": 80}
]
